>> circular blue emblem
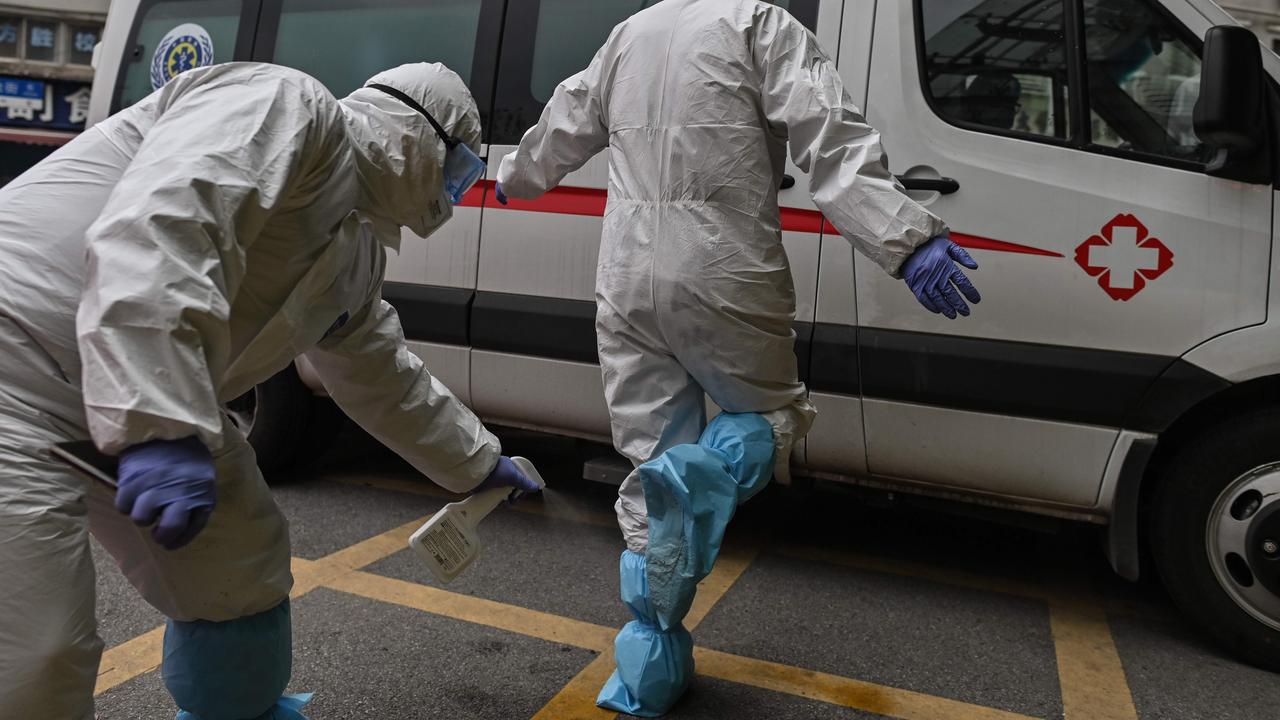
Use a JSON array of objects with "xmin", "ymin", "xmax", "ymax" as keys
[{"xmin": 150, "ymin": 23, "xmax": 215, "ymax": 91}]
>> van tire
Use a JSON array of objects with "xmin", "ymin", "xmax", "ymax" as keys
[
  {"xmin": 1150, "ymin": 408, "xmax": 1280, "ymax": 671},
  {"xmin": 224, "ymin": 365, "xmax": 315, "ymax": 474}
]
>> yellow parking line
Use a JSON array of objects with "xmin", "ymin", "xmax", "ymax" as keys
[
  {"xmin": 321, "ymin": 550, "xmax": 1037, "ymax": 720},
  {"xmin": 327, "ymin": 570, "xmax": 616, "ymax": 651},
  {"xmin": 94, "ymin": 516, "xmax": 431, "ymax": 697},
  {"xmin": 94, "ymin": 626, "xmax": 166, "ymax": 696},
  {"xmin": 1048, "ymin": 593, "xmax": 1137, "ymax": 720},
  {"xmin": 695, "ymin": 648, "xmax": 1036, "ymax": 720},
  {"xmin": 685, "ymin": 541, "xmax": 760, "ymax": 629},
  {"xmin": 532, "ymin": 539, "xmax": 760, "ymax": 719},
  {"xmin": 530, "ymin": 655, "xmax": 618, "ymax": 720},
  {"xmin": 290, "ymin": 517, "xmax": 424, "ymax": 595}
]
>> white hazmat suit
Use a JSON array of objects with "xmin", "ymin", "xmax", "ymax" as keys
[
  {"xmin": 0, "ymin": 61, "xmax": 498, "ymax": 719},
  {"xmin": 497, "ymin": 0, "xmax": 946, "ymax": 553}
]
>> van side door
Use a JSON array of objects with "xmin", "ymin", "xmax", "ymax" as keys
[
  {"xmin": 858, "ymin": 0, "xmax": 1271, "ymax": 509},
  {"xmin": 471, "ymin": 0, "xmax": 829, "ymax": 442}
]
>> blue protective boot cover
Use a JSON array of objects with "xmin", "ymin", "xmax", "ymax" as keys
[
  {"xmin": 597, "ymin": 551, "xmax": 693, "ymax": 717},
  {"xmin": 597, "ymin": 413, "xmax": 774, "ymax": 716},
  {"xmin": 164, "ymin": 600, "xmax": 309, "ymax": 720},
  {"xmin": 642, "ymin": 413, "xmax": 774, "ymax": 630}
]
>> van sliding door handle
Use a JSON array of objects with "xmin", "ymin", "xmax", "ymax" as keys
[
  {"xmin": 897, "ymin": 176, "xmax": 960, "ymax": 195},
  {"xmin": 780, "ymin": 173, "xmax": 796, "ymax": 190}
]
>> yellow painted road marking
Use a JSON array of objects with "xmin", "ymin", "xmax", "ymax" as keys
[
  {"xmin": 784, "ymin": 542, "xmax": 1139, "ymax": 718},
  {"xmin": 328, "ymin": 570, "xmax": 616, "ymax": 651},
  {"xmin": 94, "ymin": 626, "xmax": 165, "ymax": 696},
  {"xmin": 95, "ymin": 480, "xmax": 1142, "ymax": 720},
  {"xmin": 530, "ymin": 656, "xmax": 618, "ymax": 720},
  {"xmin": 321, "ymin": 551, "xmax": 1036, "ymax": 720},
  {"xmin": 695, "ymin": 648, "xmax": 1037, "ymax": 720},
  {"xmin": 94, "ymin": 516, "xmax": 431, "ymax": 696},
  {"xmin": 290, "ymin": 517, "xmax": 423, "ymax": 596},
  {"xmin": 532, "ymin": 539, "xmax": 760, "ymax": 719},
  {"xmin": 685, "ymin": 541, "xmax": 760, "ymax": 630},
  {"xmin": 1049, "ymin": 592, "xmax": 1138, "ymax": 720}
]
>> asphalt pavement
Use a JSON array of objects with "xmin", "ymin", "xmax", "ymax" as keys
[{"xmin": 90, "ymin": 428, "xmax": 1280, "ymax": 719}]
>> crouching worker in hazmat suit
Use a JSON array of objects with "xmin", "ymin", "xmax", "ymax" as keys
[
  {"xmin": 495, "ymin": 0, "xmax": 982, "ymax": 715},
  {"xmin": 0, "ymin": 61, "xmax": 539, "ymax": 720}
]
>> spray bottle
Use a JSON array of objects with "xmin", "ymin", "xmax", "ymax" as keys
[{"xmin": 408, "ymin": 456, "xmax": 545, "ymax": 583}]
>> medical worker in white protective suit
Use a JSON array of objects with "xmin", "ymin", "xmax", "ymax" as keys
[
  {"xmin": 496, "ymin": 1, "xmax": 980, "ymax": 713},
  {"xmin": 0, "ymin": 61, "xmax": 537, "ymax": 720}
]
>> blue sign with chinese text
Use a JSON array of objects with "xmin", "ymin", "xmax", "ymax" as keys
[
  {"xmin": 0, "ymin": 76, "xmax": 93, "ymax": 131},
  {"xmin": 0, "ymin": 77, "xmax": 43, "ymax": 101}
]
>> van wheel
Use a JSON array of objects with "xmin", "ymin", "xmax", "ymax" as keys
[
  {"xmin": 224, "ymin": 366, "xmax": 313, "ymax": 474},
  {"xmin": 1150, "ymin": 409, "xmax": 1280, "ymax": 670}
]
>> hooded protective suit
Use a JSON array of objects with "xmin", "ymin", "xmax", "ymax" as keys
[
  {"xmin": 496, "ymin": 0, "xmax": 947, "ymax": 554},
  {"xmin": 0, "ymin": 61, "xmax": 493, "ymax": 720}
]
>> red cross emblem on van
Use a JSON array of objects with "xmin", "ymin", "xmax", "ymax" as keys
[{"xmin": 1074, "ymin": 214, "xmax": 1174, "ymax": 301}]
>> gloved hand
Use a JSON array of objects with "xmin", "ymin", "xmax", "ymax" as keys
[
  {"xmin": 495, "ymin": 183, "xmax": 508, "ymax": 205},
  {"xmin": 117, "ymin": 436, "xmax": 217, "ymax": 550},
  {"xmin": 900, "ymin": 233, "xmax": 981, "ymax": 319},
  {"xmin": 473, "ymin": 456, "xmax": 541, "ymax": 500}
]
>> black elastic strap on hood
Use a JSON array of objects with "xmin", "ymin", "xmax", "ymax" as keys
[{"xmin": 366, "ymin": 82, "xmax": 460, "ymax": 149}]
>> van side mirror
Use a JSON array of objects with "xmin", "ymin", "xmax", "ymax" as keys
[{"xmin": 1194, "ymin": 25, "xmax": 1272, "ymax": 184}]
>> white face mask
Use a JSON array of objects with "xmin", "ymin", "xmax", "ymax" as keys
[{"xmin": 415, "ymin": 186, "xmax": 454, "ymax": 239}]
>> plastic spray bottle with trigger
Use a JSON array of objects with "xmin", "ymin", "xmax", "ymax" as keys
[{"xmin": 408, "ymin": 456, "xmax": 545, "ymax": 583}]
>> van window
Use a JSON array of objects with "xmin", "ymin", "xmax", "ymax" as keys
[
  {"xmin": 917, "ymin": 0, "xmax": 1208, "ymax": 166},
  {"xmin": 918, "ymin": 0, "xmax": 1069, "ymax": 139},
  {"xmin": 496, "ymin": 0, "xmax": 821, "ymax": 144},
  {"xmin": 1083, "ymin": 0, "xmax": 1206, "ymax": 162},
  {"xmin": 530, "ymin": 1, "xmax": 644, "ymax": 103},
  {"xmin": 528, "ymin": 0, "xmax": 819, "ymax": 102},
  {"xmin": 269, "ymin": 0, "xmax": 483, "ymax": 98},
  {"xmin": 117, "ymin": 0, "xmax": 246, "ymax": 109}
]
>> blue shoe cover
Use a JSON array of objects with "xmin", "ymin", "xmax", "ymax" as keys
[
  {"xmin": 164, "ymin": 600, "xmax": 311, "ymax": 720},
  {"xmin": 597, "ymin": 551, "xmax": 693, "ymax": 717},
  {"xmin": 643, "ymin": 413, "xmax": 774, "ymax": 631},
  {"xmin": 597, "ymin": 413, "xmax": 775, "ymax": 716}
]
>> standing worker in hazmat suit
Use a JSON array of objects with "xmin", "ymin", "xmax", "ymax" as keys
[
  {"xmin": 0, "ymin": 61, "xmax": 538, "ymax": 720},
  {"xmin": 495, "ymin": 0, "xmax": 981, "ymax": 714}
]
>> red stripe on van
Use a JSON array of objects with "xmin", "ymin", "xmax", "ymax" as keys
[
  {"xmin": 474, "ymin": 181, "xmax": 1062, "ymax": 257},
  {"xmin": 950, "ymin": 233, "xmax": 1064, "ymax": 258}
]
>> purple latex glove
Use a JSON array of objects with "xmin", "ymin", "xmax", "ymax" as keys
[
  {"xmin": 495, "ymin": 183, "xmax": 508, "ymax": 205},
  {"xmin": 473, "ymin": 456, "xmax": 540, "ymax": 501},
  {"xmin": 900, "ymin": 233, "xmax": 981, "ymax": 319},
  {"xmin": 117, "ymin": 436, "xmax": 217, "ymax": 550}
]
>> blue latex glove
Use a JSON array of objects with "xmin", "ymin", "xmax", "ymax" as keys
[
  {"xmin": 473, "ymin": 456, "xmax": 540, "ymax": 500},
  {"xmin": 900, "ymin": 233, "xmax": 981, "ymax": 319},
  {"xmin": 117, "ymin": 436, "xmax": 217, "ymax": 550},
  {"xmin": 495, "ymin": 183, "xmax": 508, "ymax": 205}
]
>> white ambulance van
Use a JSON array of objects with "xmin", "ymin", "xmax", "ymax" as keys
[{"xmin": 89, "ymin": 0, "xmax": 1280, "ymax": 668}]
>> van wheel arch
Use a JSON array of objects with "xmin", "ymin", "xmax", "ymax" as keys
[{"xmin": 1116, "ymin": 376, "xmax": 1280, "ymax": 670}]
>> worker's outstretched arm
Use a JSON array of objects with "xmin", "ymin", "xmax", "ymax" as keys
[
  {"xmin": 77, "ymin": 69, "xmax": 343, "ymax": 453},
  {"xmin": 303, "ymin": 297, "xmax": 501, "ymax": 493},
  {"xmin": 755, "ymin": 9, "xmax": 947, "ymax": 278},
  {"xmin": 496, "ymin": 37, "xmax": 612, "ymax": 199}
]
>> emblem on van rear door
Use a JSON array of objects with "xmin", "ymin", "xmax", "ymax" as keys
[{"xmin": 1074, "ymin": 214, "xmax": 1174, "ymax": 301}]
